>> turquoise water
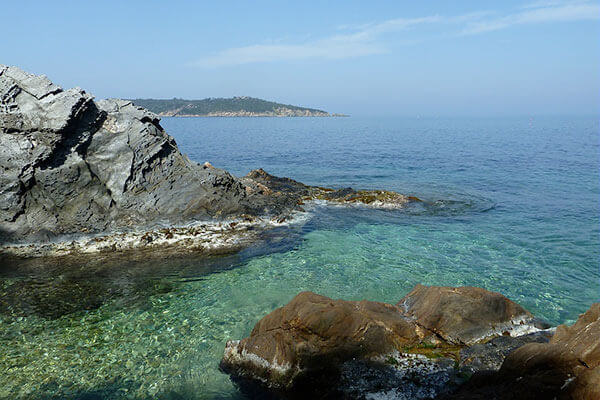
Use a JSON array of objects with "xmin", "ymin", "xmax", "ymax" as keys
[{"xmin": 0, "ymin": 116, "xmax": 598, "ymax": 399}]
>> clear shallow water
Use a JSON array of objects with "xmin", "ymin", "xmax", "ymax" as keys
[{"xmin": 0, "ymin": 116, "xmax": 599, "ymax": 399}]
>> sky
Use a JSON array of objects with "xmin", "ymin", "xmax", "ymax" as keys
[{"xmin": 2, "ymin": 1, "xmax": 599, "ymax": 116}]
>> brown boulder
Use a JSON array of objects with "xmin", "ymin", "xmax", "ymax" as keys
[
  {"xmin": 220, "ymin": 286, "xmax": 558, "ymax": 398},
  {"xmin": 220, "ymin": 291, "xmax": 420, "ymax": 393},
  {"xmin": 445, "ymin": 303, "xmax": 600, "ymax": 400},
  {"xmin": 499, "ymin": 302, "xmax": 599, "ymax": 399},
  {"xmin": 398, "ymin": 284, "xmax": 541, "ymax": 345}
]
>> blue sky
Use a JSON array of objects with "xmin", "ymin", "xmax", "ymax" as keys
[{"xmin": 3, "ymin": 1, "xmax": 599, "ymax": 116}]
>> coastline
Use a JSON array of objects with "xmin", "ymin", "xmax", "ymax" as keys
[
  {"xmin": 0, "ymin": 196, "xmax": 412, "ymax": 259},
  {"xmin": 156, "ymin": 113, "xmax": 350, "ymax": 117},
  {"xmin": 0, "ymin": 213, "xmax": 301, "ymax": 259}
]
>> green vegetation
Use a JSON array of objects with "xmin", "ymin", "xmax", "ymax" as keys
[
  {"xmin": 129, "ymin": 96, "xmax": 330, "ymax": 116},
  {"xmin": 401, "ymin": 343, "xmax": 463, "ymax": 361}
]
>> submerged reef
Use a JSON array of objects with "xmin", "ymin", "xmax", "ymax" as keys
[
  {"xmin": 0, "ymin": 65, "xmax": 415, "ymax": 257},
  {"xmin": 221, "ymin": 285, "xmax": 599, "ymax": 399}
]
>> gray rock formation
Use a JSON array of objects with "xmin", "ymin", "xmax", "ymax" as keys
[
  {"xmin": 0, "ymin": 65, "xmax": 415, "ymax": 250},
  {"xmin": 0, "ymin": 65, "xmax": 294, "ymax": 243}
]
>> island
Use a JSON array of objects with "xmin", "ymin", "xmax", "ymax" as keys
[{"xmin": 129, "ymin": 96, "xmax": 348, "ymax": 117}]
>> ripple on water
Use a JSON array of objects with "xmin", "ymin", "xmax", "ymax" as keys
[
  {"xmin": 1, "ymin": 116, "xmax": 598, "ymax": 399},
  {"xmin": 1, "ymin": 208, "xmax": 597, "ymax": 399}
]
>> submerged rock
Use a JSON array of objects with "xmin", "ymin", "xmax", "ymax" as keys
[{"xmin": 220, "ymin": 285, "xmax": 554, "ymax": 399}]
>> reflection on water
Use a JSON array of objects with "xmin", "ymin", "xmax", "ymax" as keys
[
  {"xmin": 0, "ymin": 223, "xmax": 306, "ymax": 320},
  {"xmin": 0, "ymin": 194, "xmax": 488, "ymax": 320}
]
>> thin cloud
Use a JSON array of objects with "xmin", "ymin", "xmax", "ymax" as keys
[
  {"xmin": 462, "ymin": 1, "xmax": 600, "ymax": 34},
  {"xmin": 189, "ymin": 2, "xmax": 599, "ymax": 68},
  {"xmin": 190, "ymin": 15, "xmax": 444, "ymax": 68},
  {"xmin": 192, "ymin": 41, "xmax": 387, "ymax": 68},
  {"xmin": 518, "ymin": 0, "xmax": 592, "ymax": 10}
]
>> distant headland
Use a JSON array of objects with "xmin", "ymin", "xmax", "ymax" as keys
[{"xmin": 130, "ymin": 96, "xmax": 348, "ymax": 117}]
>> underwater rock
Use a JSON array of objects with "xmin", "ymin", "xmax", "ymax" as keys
[
  {"xmin": 397, "ymin": 284, "xmax": 545, "ymax": 345},
  {"xmin": 0, "ymin": 274, "xmax": 173, "ymax": 319},
  {"xmin": 445, "ymin": 303, "xmax": 599, "ymax": 400},
  {"xmin": 220, "ymin": 286, "xmax": 554, "ymax": 399}
]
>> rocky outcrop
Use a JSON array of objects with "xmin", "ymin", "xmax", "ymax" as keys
[
  {"xmin": 220, "ymin": 285, "xmax": 553, "ymax": 399},
  {"xmin": 0, "ymin": 66, "xmax": 408, "ymax": 250},
  {"xmin": 244, "ymin": 168, "xmax": 416, "ymax": 209},
  {"xmin": 397, "ymin": 284, "xmax": 546, "ymax": 345},
  {"xmin": 0, "ymin": 65, "xmax": 285, "ymax": 243},
  {"xmin": 447, "ymin": 303, "xmax": 600, "ymax": 400}
]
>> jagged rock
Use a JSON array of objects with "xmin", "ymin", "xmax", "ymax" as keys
[
  {"xmin": 243, "ymin": 168, "xmax": 312, "ymax": 197},
  {"xmin": 220, "ymin": 286, "xmax": 554, "ymax": 399},
  {"xmin": 397, "ymin": 284, "xmax": 545, "ymax": 345},
  {"xmin": 337, "ymin": 352, "xmax": 464, "ymax": 400},
  {"xmin": 0, "ymin": 66, "xmax": 296, "ymax": 243},
  {"xmin": 244, "ymin": 168, "xmax": 416, "ymax": 209},
  {"xmin": 445, "ymin": 303, "xmax": 599, "ymax": 400},
  {"xmin": 0, "ymin": 65, "xmax": 417, "ymax": 254}
]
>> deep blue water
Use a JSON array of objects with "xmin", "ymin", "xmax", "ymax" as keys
[{"xmin": 0, "ymin": 116, "xmax": 598, "ymax": 399}]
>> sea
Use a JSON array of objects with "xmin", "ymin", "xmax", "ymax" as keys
[{"xmin": 0, "ymin": 116, "xmax": 598, "ymax": 399}]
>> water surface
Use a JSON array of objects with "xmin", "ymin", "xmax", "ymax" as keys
[{"xmin": 0, "ymin": 116, "xmax": 598, "ymax": 399}]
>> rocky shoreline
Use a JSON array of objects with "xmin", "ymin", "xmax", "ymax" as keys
[
  {"xmin": 156, "ymin": 110, "xmax": 348, "ymax": 117},
  {"xmin": 220, "ymin": 286, "xmax": 599, "ymax": 399},
  {"xmin": 2, "ymin": 65, "xmax": 597, "ymax": 399},
  {"xmin": 0, "ymin": 65, "xmax": 401, "ymax": 257},
  {"xmin": 0, "ymin": 175, "xmax": 419, "ymax": 259}
]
